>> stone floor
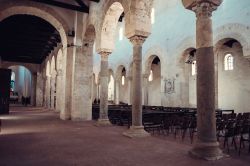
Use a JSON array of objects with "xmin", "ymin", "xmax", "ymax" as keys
[{"xmin": 0, "ymin": 106, "xmax": 249, "ymax": 166}]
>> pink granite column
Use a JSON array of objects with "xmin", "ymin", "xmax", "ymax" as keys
[
  {"xmin": 182, "ymin": 0, "xmax": 223, "ymax": 160},
  {"xmin": 96, "ymin": 51, "xmax": 112, "ymax": 126},
  {"xmin": 123, "ymin": 36, "xmax": 150, "ymax": 138}
]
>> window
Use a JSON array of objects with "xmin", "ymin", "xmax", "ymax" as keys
[
  {"xmin": 151, "ymin": 8, "xmax": 155, "ymax": 24},
  {"xmin": 119, "ymin": 27, "xmax": 123, "ymax": 41},
  {"xmin": 191, "ymin": 61, "xmax": 197, "ymax": 76},
  {"xmin": 224, "ymin": 53, "xmax": 234, "ymax": 71},
  {"xmin": 148, "ymin": 70, "xmax": 153, "ymax": 82},
  {"xmin": 122, "ymin": 76, "xmax": 125, "ymax": 85},
  {"xmin": 10, "ymin": 71, "xmax": 15, "ymax": 91}
]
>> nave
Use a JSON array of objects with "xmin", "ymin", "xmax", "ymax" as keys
[{"xmin": 0, "ymin": 106, "xmax": 249, "ymax": 166}]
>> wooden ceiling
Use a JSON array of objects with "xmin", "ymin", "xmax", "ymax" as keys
[
  {"xmin": 0, "ymin": 0, "xmax": 100, "ymax": 64},
  {"xmin": 0, "ymin": 15, "xmax": 61, "ymax": 64}
]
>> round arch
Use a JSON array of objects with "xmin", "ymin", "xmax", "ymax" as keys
[
  {"xmin": 97, "ymin": 2, "xmax": 124, "ymax": 52},
  {"xmin": 214, "ymin": 23, "xmax": 250, "ymax": 57},
  {"xmin": 0, "ymin": 1, "xmax": 69, "ymax": 48}
]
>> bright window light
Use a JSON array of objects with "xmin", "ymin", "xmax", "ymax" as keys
[
  {"xmin": 191, "ymin": 61, "xmax": 197, "ymax": 76},
  {"xmin": 122, "ymin": 76, "xmax": 125, "ymax": 85},
  {"xmin": 151, "ymin": 8, "xmax": 155, "ymax": 24},
  {"xmin": 224, "ymin": 53, "xmax": 234, "ymax": 71},
  {"xmin": 119, "ymin": 27, "xmax": 123, "ymax": 41},
  {"xmin": 148, "ymin": 70, "xmax": 153, "ymax": 82}
]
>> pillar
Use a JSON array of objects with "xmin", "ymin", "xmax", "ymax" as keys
[
  {"xmin": 36, "ymin": 72, "xmax": 44, "ymax": 107},
  {"xmin": 123, "ymin": 35, "xmax": 150, "ymax": 138},
  {"xmin": 127, "ymin": 76, "xmax": 132, "ymax": 105},
  {"xmin": 114, "ymin": 76, "xmax": 120, "ymax": 105},
  {"xmin": 56, "ymin": 69, "xmax": 63, "ymax": 112},
  {"xmin": 31, "ymin": 73, "xmax": 37, "ymax": 106},
  {"xmin": 96, "ymin": 51, "xmax": 112, "ymax": 126},
  {"xmin": 182, "ymin": 0, "xmax": 223, "ymax": 160},
  {"xmin": 143, "ymin": 74, "xmax": 149, "ymax": 106},
  {"xmin": 60, "ymin": 44, "xmax": 74, "ymax": 120},
  {"xmin": 45, "ymin": 76, "xmax": 51, "ymax": 108},
  {"xmin": 50, "ymin": 75, "xmax": 56, "ymax": 109},
  {"xmin": 71, "ymin": 42, "xmax": 93, "ymax": 121}
]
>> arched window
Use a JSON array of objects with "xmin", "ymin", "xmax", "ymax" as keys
[
  {"xmin": 121, "ymin": 76, "xmax": 125, "ymax": 85},
  {"xmin": 224, "ymin": 53, "xmax": 234, "ymax": 71},
  {"xmin": 191, "ymin": 61, "xmax": 197, "ymax": 76},
  {"xmin": 151, "ymin": 8, "xmax": 155, "ymax": 24},
  {"xmin": 119, "ymin": 27, "xmax": 123, "ymax": 41},
  {"xmin": 148, "ymin": 70, "xmax": 153, "ymax": 82}
]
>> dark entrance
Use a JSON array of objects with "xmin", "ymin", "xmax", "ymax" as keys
[{"xmin": 0, "ymin": 68, "xmax": 11, "ymax": 114}]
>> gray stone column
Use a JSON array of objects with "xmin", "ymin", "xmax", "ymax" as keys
[
  {"xmin": 56, "ymin": 69, "xmax": 63, "ymax": 112},
  {"xmin": 214, "ymin": 51, "xmax": 219, "ymax": 109},
  {"xmin": 114, "ymin": 76, "xmax": 120, "ymax": 105},
  {"xmin": 31, "ymin": 73, "xmax": 37, "ymax": 106},
  {"xmin": 36, "ymin": 72, "xmax": 44, "ymax": 107},
  {"xmin": 143, "ymin": 74, "xmax": 149, "ymax": 106},
  {"xmin": 127, "ymin": 76, "xmax": 132, "ymax": 105},
  {"xmin": 182, "ymin": 0, "xmax": 223, "ymax": 160},
  {"xmin": 96, "ymin": 51, "xmax": 112, "ymax": 126},
  {"xmin": 123, "ymin": 36, "xmax": 150, "ymax": 138}
]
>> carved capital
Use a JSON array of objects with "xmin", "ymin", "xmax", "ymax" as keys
[
  {"xmin": 129, "ymin": 35, "xmax": 146, "ymax": 46},
  {"xmin": 99, "ymin": 51, "xmax": 111, "ymax": 61},
  {"xmin": 182, "ymin": 0, "xmax": 222, "ymax": 18},
  {"xmin": 193, "ymin": 2, "xmax": 217, "ymax": 18}
]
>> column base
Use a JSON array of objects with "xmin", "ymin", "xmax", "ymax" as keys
[
  {"xmin": 189, "ymin": 141, "xmax": 226, "ymax": 160},
  {"xmin": 95, "ymin": 118, "xmax": 112, "ymax": 127},
  {"xmin": 60, "ymin": 113, "xmax": 71, "ymax": 120},
  {"xmin": 123, "ymin": 126, "xmax": 150, "ymax": 138}
]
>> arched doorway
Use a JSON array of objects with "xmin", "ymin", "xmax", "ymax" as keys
[{"xmin": 8, "ymin": 65, "xmax": 32, "ymax": 105}]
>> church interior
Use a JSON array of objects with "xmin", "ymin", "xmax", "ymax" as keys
[{"xmin": 0, "ymin": 0, "xmax": 250, "ymax": 165}]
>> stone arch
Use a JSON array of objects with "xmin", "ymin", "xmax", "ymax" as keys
[
  {"xmin": 1, "ymin": 61, "xmax": 38, "ymax": 74},
  {"xmin": 0, "ymin": 0, "xmax": 69, "ymax": 49},
  {"xmin": 97, "ymin": 2, "xmax": 124, "ymax": 52},
  {"xmin": 143, "ymin": 45, "xmax": 165, "ymax": 75},
  {"xmin": 214, "ymin": 23, "xmax": 250, "ymax": 57},
  {"xmin": 115, "ymin": 65, "xmax": 127, "ymax": 78}
]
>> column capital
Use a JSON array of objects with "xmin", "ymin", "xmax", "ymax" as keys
[
  {"xmin": 129, "ymin": 35, "xmax": 147, "ymax": 46},
  {"xmin": 99, "ymin": 51, "xmax": 111, "ymax": 61},
  {"xmin": 182, "ymin": 0, "xmax": 222, "ymax": 17}
]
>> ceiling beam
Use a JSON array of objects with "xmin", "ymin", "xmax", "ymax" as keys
[{"xmin": 29, "ymin": 0, "xmax": 89, "ymax": 13}]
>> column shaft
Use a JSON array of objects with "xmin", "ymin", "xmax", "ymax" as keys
[
  {"xmin": 96, "ymin": 52, "xmax": 111, "ymax": 126},
  {"xmin": 189, "ymin": 1, "xmax": 223, "ymax": 160},
  {"xmin": 123, "ymin": 36, "xmax": 149, "ymax": 138}
]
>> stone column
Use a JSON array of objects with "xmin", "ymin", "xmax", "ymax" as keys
[
  {"xmin": 182, "ymin": 0, "xmax": 223, "ymax": 160},
  {"xmin": 127, "ymin": 76, "xmax": 132, "ymax": 105},
  {"xmin": 31, "ymin": 73, "xmax": 37, "ymax": 106},
  {"xmin": 123, "ymin": 36, "xmax": 150, "ymax": 138},
  {"xmin": 36, "ymin": 72, "xmax": 43, "ymax": 107},
  {"xmin": 96, "ymin": 51, "xmax": 112, "ymax": 126},
  {"xmin": 143, "ymin": 74, "xmax": 149, "ymax": 106},
  {"xmin": 45, "ymin": 76, "xmax": 51, "ymax": 108},
  {"xmin": 214, "ymin": 51, "xmax": 219, "ymax": 109},
  {"xmin": 50, "ymin": 75, "xmax": 56, "ymax": 109},
  {"xmin": 56, "ymin": 69, "xmax": 63, "ymax": 112},
  {"xmin": 114, "ymin": 76, "xmax": 120, "ymax": 105}
]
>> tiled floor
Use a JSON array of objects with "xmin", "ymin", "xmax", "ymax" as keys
[{"xmin": 0, "ymin": 106, "xmax": 249, "ymax": 166}]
